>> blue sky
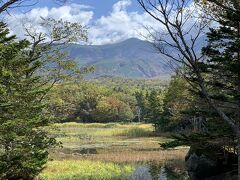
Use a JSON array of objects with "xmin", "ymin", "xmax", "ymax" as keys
[
  {"xmin": 6, "ymin": 0, "xmax": 158, "ymax": 45},
  {"xmin": 34, "ymin": 0, "xmax": 143, "ymax": 19}
]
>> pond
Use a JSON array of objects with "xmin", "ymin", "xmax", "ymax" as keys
[{"xmin": 129, "ymin": 162, "xmax": 188, "ymax": 180}]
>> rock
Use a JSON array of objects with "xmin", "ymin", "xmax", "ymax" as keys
[
  {"xmin": 79, "ymin": 148, "xmax": 97, "ymax": 154},
  {"xmin": 186, "ymin": 153, "xmax": 219, "ymax": 179},
  {"xmin": 185, "ymin": 145, "xmax": 237, "ymax": 180},
  {"xmin": 60, "ymin": 147, "xmax": 97, "ymax": 155}
]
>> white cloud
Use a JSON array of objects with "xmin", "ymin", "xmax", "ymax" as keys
[
  {"xmin": 88, "ymin": 0, "xmax": 163, "ymax": 45},
  {"xmin": 112, "ymin": 0, "xmax": 132, "ymax": 13},
  {"xmin": 6, "ymin": 3, "xmax": 94, "ymax": 42},
  {"xmin": 5, "ymin": 0, "xmax": 201, "ymax": 45},
  {"xmin": 10, "ymin": 3, "xmax": 94, "ymax": 24},
  {"xmin": 6, "ymin": 0, "xmax": 162, "ymax": 45}
]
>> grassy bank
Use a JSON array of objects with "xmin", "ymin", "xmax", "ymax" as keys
[{"xmin": 40, "ymin": 160, "xmax": 134, "ymax": 180}]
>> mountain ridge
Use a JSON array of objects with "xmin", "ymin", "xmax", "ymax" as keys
[{"xmin": 65, "ymin": 38, "xmax": 172, "ymax": 79}]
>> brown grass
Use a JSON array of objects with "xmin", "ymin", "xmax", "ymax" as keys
[
  {"xmin": 43, "ymin": 123, "xmax": 189, "ymax": 179},
  {"xmin": 48, "ymin": 123, "xmax": 189, "ymax": 171},
  {"xmin": 50, "ymin": 148, "xmax": 188, "ymax": 163}
]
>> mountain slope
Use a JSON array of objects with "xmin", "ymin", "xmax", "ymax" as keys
[{"xmin": 65, "ymin": 38, "xmax": 172, "ymax": 79}]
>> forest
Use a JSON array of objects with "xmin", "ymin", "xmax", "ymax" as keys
[
  {"xmin": 0, "ymin": 0, "xmax": 240, "ymax": 180},
  {"xmin": 46, "ymin": 77, "xmax": 168, "ymax": 124}
]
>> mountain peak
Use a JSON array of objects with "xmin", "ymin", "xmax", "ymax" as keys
[
  {"xmin": 123, "ymin": 38, "xmax": 143, "ymax": 42},
  {"xmin": 65, "ymin": 37, "xmax": 171, "ymax": 79},
  {"xmin": 119, "ymin": 38, "xmax": 148, "ymax": 44}
]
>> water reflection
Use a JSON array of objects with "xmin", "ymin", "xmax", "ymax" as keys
[{"xmin": 129, "ymin": 162, "xmax": 188, "ymax": 180}]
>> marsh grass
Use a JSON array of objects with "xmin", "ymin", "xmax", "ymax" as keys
[
  {"xmin": 40, "ymin": 160, "xmax": 135, "ymax": 180},
  {"xmin": 52, "ymin": 122, "xmax": 149, "ymax": 129},
  {"xmin": 117, "ymin": 127, "xmax": 153, "ymax": 138},
  {"xmin": 52, "ymin": 149, "xmax": 188, "ymax": 163},
  {"xmin": 43, "ymin": 123, "xmax": 188, "ymax": 179},
  {"xmin": 52, "ymin": 122, "xmax": 153, "ymax": 131},
  {"xmin": 50, "ymin": 123, "xmax": 154, "ymax": 138}
]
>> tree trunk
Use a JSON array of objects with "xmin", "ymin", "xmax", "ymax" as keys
[
  {"xmin": 238, "ymin": 136, "xmax": 240, "ymax": 180},
  {"xmin": 237, "ymin": 21, "xmax": 240, "ymax": 180}
]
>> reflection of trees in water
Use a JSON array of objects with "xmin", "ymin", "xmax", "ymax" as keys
[
  {"xmin": 130, "ymin": 161, "xmax": 188, "ymax": 180},
  {"xmin": 164, "ymin": 166, "xmax": 187, "ymax": 180},
  {"xmin": 129, "ymin": 165, "xmax": 152, "ymax": 180},
  {"xmin": 148, "ymin": 162, "xmax": 164, "ymax": 180}
]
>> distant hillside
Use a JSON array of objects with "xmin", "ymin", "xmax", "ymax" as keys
[
  {"xmin": 90, "ymin": 76, "xmax": 169, "ymax": 90},
  {"xmin": 65, "ymin": 38, "xmax": 172, "ymax": 79}
]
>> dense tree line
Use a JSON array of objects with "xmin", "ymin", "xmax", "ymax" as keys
[{"xmin": 46, "ymin": 78, "xmax": 166, "ymax": 123}]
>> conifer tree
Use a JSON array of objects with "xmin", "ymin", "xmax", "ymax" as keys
[
  {"xmin": 138, "ymin": 0, "xmax": 240, "ymax": 176},
  {"xmin": 201, "ymin": 1, "xmax": 240, "ymax": 122},
  {"xmin": 200, "ymin": 1, "xmax": 240, "ymax": 174},
  {"xmin": 0, "ymin": 19, "xmax": 87, "ymax": 179},
  {"xmin": 0, "ymin": 22, "xmax": 53, "ymax": 179},
  {"xmin": 135, "ymin": 91, "xmax": 146, "ymax": 122}
]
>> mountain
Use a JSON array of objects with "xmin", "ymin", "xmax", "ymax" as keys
[{"xmin": 65, "ymin": 38, "xmax": 172, "ymax": 79}]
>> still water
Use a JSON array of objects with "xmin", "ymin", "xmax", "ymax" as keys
[{"xmin": 129, "ymin": 162, "xmax": 188, "ymax": 180}]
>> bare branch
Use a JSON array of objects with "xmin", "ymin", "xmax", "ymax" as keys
[{"xmin": 138, "ymin": 0, "xmax": 240, "ymax": 135}]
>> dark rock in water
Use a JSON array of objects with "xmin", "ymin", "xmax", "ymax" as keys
[
  {"xmin": 204, "ymin": 173, "xmax": 235, "ymax": 180},
  {"xmin": 60, "ymin": 148, "xmax": 97, "ymax": 155},
  {"xmin": 185, "ymin": 145, "xmax": 237, "ymax": 180},
  {"xmin": 79, "ymin": 148, "xmax": 97, "ymax": 154},
  {"xmin": 186, "ymin": 153, "xmax": 217, "ymax": 179}
]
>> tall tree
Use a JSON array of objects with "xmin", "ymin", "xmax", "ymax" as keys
[
  {"xmin": 135, "ymin": 91, "xmax": 146, "ymax": 122},
  {"xmin": 138, "ymin": 0, "xmax": 240, "ymax": 177},
  {"xmin": 201, "ymin": 0, "xmax": 240, "ymax": 175},
  {"xmin": 0, "ymin": 18, "xmax": 87, "ymax": 179},
  {"xmin": 0, "ymin": 22, "xmax": 53, "ymax": 179},
  {"xmin": 145, "ymin": 90, "xmax": 164, "ymax": 126}
]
